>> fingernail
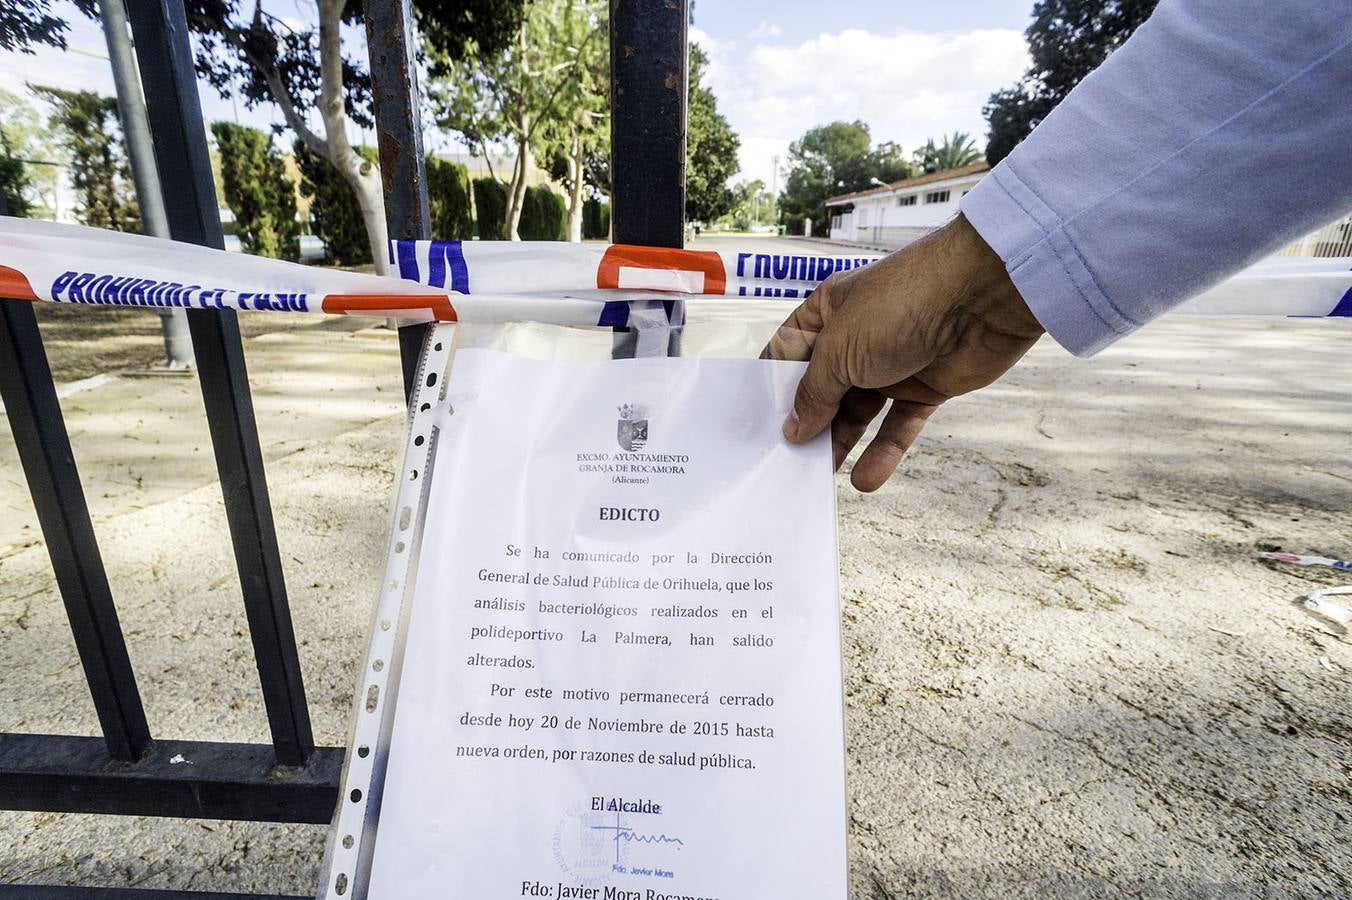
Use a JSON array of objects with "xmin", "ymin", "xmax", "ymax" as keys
[{"xmin": 783, "ymin": 409, "xmax": 801, "ymax": 442}]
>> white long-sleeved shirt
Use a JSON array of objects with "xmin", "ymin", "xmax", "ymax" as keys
[{"xmin": 960, "ymin": 0, "xmax": 1352, "ymax": 356}]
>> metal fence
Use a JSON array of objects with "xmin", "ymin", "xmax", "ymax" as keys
[{"xmin": 0, "ymin": 1, "xmax": 688, "ymax": 897}]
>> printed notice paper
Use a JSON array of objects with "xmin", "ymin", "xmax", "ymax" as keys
[{"xmin": 367, "ymin": 349, "xmax": 846, "ymax": 899}]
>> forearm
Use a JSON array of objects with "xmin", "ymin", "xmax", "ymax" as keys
[{"xmin": 961, "ymin": 0, "xmax": 1352, "ymax": 356}]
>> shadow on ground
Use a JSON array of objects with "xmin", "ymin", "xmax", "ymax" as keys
[{"xmin": 0, "ymin": 312, "xmax": 1348, "ymax": 897}]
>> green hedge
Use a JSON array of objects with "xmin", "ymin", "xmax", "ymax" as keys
[
  {"xmin": 0, "ymin": 155, "xmax": 32, "ymax": 217},
  {"xmin": 472, "ymin": 177, "xmax": 506, "ymax": 240},
  {"xmin": 582, "ymin": 198, "xmax": 610, "ymax": 240},
  {"xmin": 212, "ymin": 123, "xmax": 299, "ymax": 261},
  {"xmin": 427, "ymin": 157, "xmax": 473, "ymax": 240},
  {"xmin": 294, "ymin": 140, "xmax": 376, "ymax": 265},
  {"xmin": 519, "ymin": 184, "xmax": 565, "ymax": 241}
]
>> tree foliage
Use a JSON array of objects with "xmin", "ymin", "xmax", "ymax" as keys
[
  {"xmin": 33, "ymin": 85, "xmax": 139, "ymax": 232},
  {"xmin": 0, "ymin": 86, "xmax": 54, "ymax": 217},
  {"xmin": 183, "ymin": 1, "xmax": 379, "ymax": 269},
  {"xmin": 721, "ymin": 179, "xmax": 775, "ymax": 231},
  {"xmin": 427, "ymin": 157, "xmax": 475, "ymax": 240},
  {"xmin": 778, "ymin": 121, "xmax": 917, "ymax": 236},
  {"xmin": 294, "ymin": 138, "xmax": 374, "ymax": 265},
  {"xmin": 583, "ymin": 150, "xmax": 611, "ymax": 199},
  {"xmin": 182, "ymin": 1, "xmax": 368, "ymax": 127},
  {"xmin": 182, "ymin": 0, "xmax": 524, "ymax": 132},
  {"xmin": 212, "ymin": 122, "xmax": 299, "ymax": 260},
  {"xmin": 533, "ymin": 0, "xmax": 609, "ymax": 241},
  {"xmin": 913, "ymin": 131, "xmax": 982, "ymax": 173},
  {"xmin": 170, "ymin": 1, "xmax": 525, "ymax": 271},
  {"xmin": 0, "ymin": 87, "xmax": 61, "ymax": 217},
  {"xmin": 415, "ymin": 1, "xmax": 529, "ymax": 72},
  {"xmin": 0, "ymin": 0, "xmax": 94, "ymax": 54},
  {"xmin": 0, "ymin": 155, "xmax": 32, "ymax": 217},
  {"xmin": 984, "ymin": 0, "xmax": 1160, "ymax": 164},
  {"xmin": 431, "ymin": 0, "xmax": 605, "ymax": 239},
  {"xmin": 684, "ymin": 43, "xmax": 740, "ymax": 225},
  {"xmin": 870, "ymin": 141, "xmax": 915, "ymax": 185},
  {"xmin": 473, "ymin": 177, "xmax": 508, "ymax": 240}
]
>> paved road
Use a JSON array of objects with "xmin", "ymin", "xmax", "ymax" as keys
[
  {"xmin": 688, "ymin": 233, "xmax": 838, "ymax": 253},
  {"xmin": 690, "ymin": 232, "xmax": 888, "ymax": 256}
]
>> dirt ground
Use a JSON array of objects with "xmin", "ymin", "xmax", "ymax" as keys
[
  {"xmin": 0, "ymin": 285, "xmax": 1349, "ymax": 897},
  {"xmin": 31, "ymin": 304, "xmax": 318, "ymax": 382}
]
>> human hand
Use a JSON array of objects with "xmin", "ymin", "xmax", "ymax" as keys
[{"xmin": 763, "ymin": 213, "xmax": 1044, "ymax": 492}]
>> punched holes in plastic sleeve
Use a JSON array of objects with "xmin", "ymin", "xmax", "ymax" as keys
[{"xmin": 322, "ymin": 323, "xmax": 455, "ymax": 899}]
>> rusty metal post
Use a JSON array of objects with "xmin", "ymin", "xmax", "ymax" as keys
[
  {"xmin": 609, "ymin": 0, "xmax": 689, "ymax": 357},
  {"xmin": 365, "ymin": 0, "xmax": 433, "ymax": 400},
  {"xmin": 610, "ymin": 0, "xmax": 688, "ymax": 248}
]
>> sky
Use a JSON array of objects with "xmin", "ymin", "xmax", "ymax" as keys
[
  {"xmin": 0, "ymin": 2, "xmax": 370, "ymax": 150},
  {"xmin": 0, "ymin": 0, "xmax": 1034, "ymax": 188},
  {"xmin": 690, "ymin": 0, "xmax": 1032, "ymax": 184}
]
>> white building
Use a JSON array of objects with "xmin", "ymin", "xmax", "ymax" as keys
[{"xmin": 825, "ymin": 162, "xmax": 988, "ymax": 249}]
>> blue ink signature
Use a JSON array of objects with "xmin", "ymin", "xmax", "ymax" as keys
[{"xmin": 591, "ymin": 811, "xmax": 684, "ymax": 864}]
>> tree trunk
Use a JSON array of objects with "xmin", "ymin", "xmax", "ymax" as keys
[
  {"xmin": 505, "ymin": 120, "xmax": 531, "ymax": 241},
  {"xmin": 318, "ymin": 0, "xmax": 389, "ymax": 273},
  {"xmin": 208, "ymin": 0, "xmax": 390, "ymax": 273},
  {"xmin": 504, "ymin": 148, "xmax": 523, "ymax": 241},
  {"xmin": 565, "ymin": 133, "xmax": 584, "ymax": 242},
  {"xmin": 347, "ymin": 161, "xmax": 389, "ymax": 274}
]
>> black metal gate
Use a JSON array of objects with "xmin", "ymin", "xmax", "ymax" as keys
[{"xmin": 0, "ymin": 1, "xmax": 687, "ymax": 896}]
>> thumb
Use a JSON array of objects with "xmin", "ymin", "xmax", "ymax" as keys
[{"xmin": 784, "ymin": 335, "xmax": 852, "ymax": 443}]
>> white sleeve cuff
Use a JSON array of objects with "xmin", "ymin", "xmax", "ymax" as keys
[{"xmin": 960, "ymin": 163, "xmax": 1141, "ymax": 357}]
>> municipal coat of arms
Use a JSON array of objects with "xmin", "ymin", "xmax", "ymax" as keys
[{"xmin": 616, "ymin": 403, "xmax": 649, "ymax": 451}]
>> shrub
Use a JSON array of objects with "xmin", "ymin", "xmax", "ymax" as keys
[
  {"xmin": 426, "ymin": 157, "xmax": 474, "ymax": 240},
  {"xmin": 582, "ymin": 197, "xmax": 610, "ymax": 240},
  {"xmin": 294, "ymin": 140, "xmax": 376, "ymax": 265},
  {"xmin": 212, "ymin": 122, "xmax": 299, "ymax": 260},
  {"xmin": 518, "ymin": 184, "xmax": 565, "ymax": 241},
  {"xmin": 472, "ymin": 177, "xmax": 507, "ymax": 240}
]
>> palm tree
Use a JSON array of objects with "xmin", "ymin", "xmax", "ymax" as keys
[{"xmin": 913, "ymin": 131, "xmax": 982, "ymax": 174}]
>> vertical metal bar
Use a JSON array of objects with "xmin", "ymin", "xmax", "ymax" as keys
[
  {"xmin": 123, "ymin": 0, "xmax": 315, "ymax": 766},
  {"xmin": 609, "ymin": 0, "xmax": 688, "ymax": 358},
  {"xmin": 364, "ymin": 0, "xmax": 432, "ymax": 401},
  {"xmin": 609, "ymin": 0, "xmax": 688, "ymax": 248},
  {"xmin": 97, "ymin": 0, "xmax": 194, "ymax": 369},
  {"xmin": 99, "ymin": 0, "xmax": 168, "ymax": 238},
  {"xmin": 122, "ymin": 1, "xmax": 222, "ymax": 248},
  {"xmin": 0, "ymin": 298, "xmax": 151, "ymax": 762}
]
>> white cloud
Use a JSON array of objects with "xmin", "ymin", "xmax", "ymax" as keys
[
  {"xmin": 688, "ymin": 25, "xmax": 729, "ymax": 57},
  {"xmin": 735, "ymin": 135, "xmax": 793, "ymax": 190},
  {"xmin": 702, "ymin": 27, "xmax": 1029, "ymax": 184},
  {"xmin": 748, "ymin": 21, "xmax": 782, "ymax": 39}
]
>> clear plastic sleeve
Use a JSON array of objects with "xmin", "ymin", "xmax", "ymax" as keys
[{"xmin": 317, "ymin": 313, "xmax": 848, "ymax": 899}]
